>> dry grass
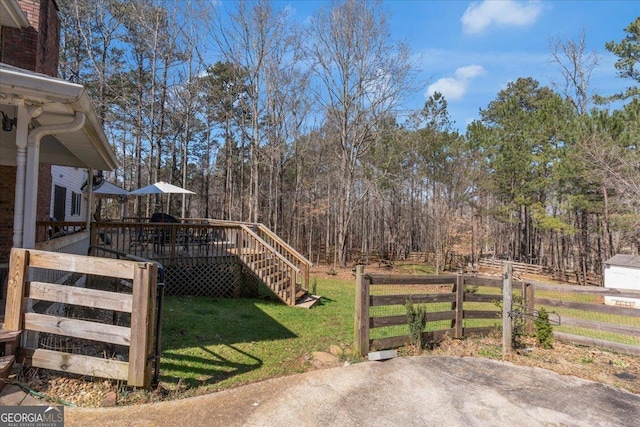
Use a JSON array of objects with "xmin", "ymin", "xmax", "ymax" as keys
[{"xmin": 425, "ymin": 332, "xmax": 640, "ymax": 395}]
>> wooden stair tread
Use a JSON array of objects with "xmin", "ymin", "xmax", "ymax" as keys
[
  {"xmin": 0, "ymin": 355, "xmax": 15, "ymax": 393},
  {"xmin": 0, "ymin": 355, "xmax": 15, "ymax": 376},
  {"xmin": 295, "ymin": 295, "xmax": 321, "ymax": 309},
  {"xmin": 0, "ymin": 330, "xmax": 22, "ymax": 342},
  {"xmin": 230, "ymin": 233, "xmax": 311, "ymax": 307}
]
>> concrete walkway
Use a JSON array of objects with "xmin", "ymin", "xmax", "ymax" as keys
[
  {"xmin": 0, "ymin": 384, "xmax": 49, "ymax": 406},
  {"xmin": 56, "ymin": 356, "xmax": 640, "ymax": 427}
]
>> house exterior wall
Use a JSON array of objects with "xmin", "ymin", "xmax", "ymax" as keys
[
  {"xmin": 0, "ymin": 0, "xmax": 59, "ymax": 263},
  {"xmin": 0, "ymin": 0, "xmax": 59, "ymax": 75},
  {"xmin": 604, "ymin": 265, "xmax": 640, "ymax": 309},
  {"xmin": 50, "ymin": 165, "xmax": 88, "ymax": 222},
  {"xmin": 0, "ymin": 165, "xmax": 17, "ymax": 262}
]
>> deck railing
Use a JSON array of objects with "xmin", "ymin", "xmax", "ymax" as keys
[
  {"xmin": 35, "ymin": 220, "xmax": 86, "ymax": 243},
  {"xmin": 88, "ymin": 218, "xmax": 312, "ymax": 304},
  {"xmin": 190, "ymin": 220, "xmax": 313, "ymax": 281}
]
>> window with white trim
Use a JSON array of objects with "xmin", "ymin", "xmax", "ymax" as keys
[{"xmin": 71, "ymin": 192, "xmax": 82, "ymax": 216}]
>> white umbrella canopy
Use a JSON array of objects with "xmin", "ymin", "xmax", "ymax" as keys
[
  {"xmin": 129, "ymin": 181, "xmax": 195, "ymax": 195},
  {"xmin": 81, "ymin": 176, "xmax": 130, "ymax": 197},
  {"xmin": 130, "ymin": 181, "xmax": 195, "ymax": 217},
  {"xmin": 88, "ymin": 180, "xmax": 130, "ymax": 196}
]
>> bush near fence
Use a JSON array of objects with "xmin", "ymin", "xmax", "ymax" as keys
[
  {"xmin": 522, "ymin": 281, "xmax": 640, "ymax": 355},
  {"xmin": 354, "ymin": 267, "xmax": 640, "ymax": 357},
  {"xmin": 354, "ymin": 269, "xmax": 505, "ymax": 355}
]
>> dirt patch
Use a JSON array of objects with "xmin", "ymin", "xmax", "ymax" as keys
[
  {"xmin": 426, "ymin": 332, "xmax": 640, "ymax": 395},
  {"xmin": 313, "ymin": 261, "xmax": 400, "ymax": 280}
]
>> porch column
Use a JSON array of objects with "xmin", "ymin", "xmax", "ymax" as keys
[
  {"xmin": 86, "ymin": 168, "xmax": 94, "ymax": 229},
  {"xmin": 12, "ymin": 102, "xmax": 42, "ymax": 248}
]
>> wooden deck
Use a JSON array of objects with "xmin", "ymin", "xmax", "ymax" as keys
[
  {"xmin": 94, "ymin": 223, "xmax": 238, "ymax": 266},
  {"xmin": 88, "ymin": 220, "xmax": 314, "ymax": 306}
]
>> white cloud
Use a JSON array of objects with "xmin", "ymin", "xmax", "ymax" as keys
[
  {"xmin": 428, "ymin": 77, "xmax": 467, "ymax": 100},
  {"xmin": 454, "ymin": 65, "xmax": 486, "ymax": 80},
  {"xmin": 461, "ymin": 0, "xmax": 543, "ymax": 35},
  {"xmin": 426, "ymin": 65, "xmax": 486, "ymax": 101}
]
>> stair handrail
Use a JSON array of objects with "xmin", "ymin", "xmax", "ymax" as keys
[
  {"xmin": 238, "ymin": 224, "xmax": 301, "ymax": 274},
  {"xmin": 238, "ymin": 225, "xmax": 300, "ymax": 305},
  {"xmin": 255, "ymin": 224, "xmax": 313, "ymax": 267},
  {"xmin": 186, "ymin": 219, "xmax": 311, "ymax": 267}
]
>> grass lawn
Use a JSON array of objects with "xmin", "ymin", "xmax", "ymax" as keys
[
  {"xmin": 159, "ymin": 276, "xmax": 356, "ymax": 395},
  {"xmin": 154, "ymin": 265, "xmax": 639, "ymax": 399}
]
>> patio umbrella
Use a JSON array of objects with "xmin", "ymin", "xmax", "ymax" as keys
[
  {"xmin": 82, "ymin": 178, "xmax": 130, "ymax": 220},
  {"xmin": 82, "ymin": 180, "xmax": 130, "ymax": 196},
  {"xmin": 129, "ymin": 181, "xmax": 195, "ymax": 216},
  {"xmin": 129, "ymin": 181, "xmax": 195, "ymax": 195}
]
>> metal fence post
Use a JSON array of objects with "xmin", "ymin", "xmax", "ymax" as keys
[
  {"xmin": 454, "ymin": 272, "xmax": 464, "ymax": 338},
  {"xmin": 502, "ymin": 262, "xmax": 513, "ymax": 355}
]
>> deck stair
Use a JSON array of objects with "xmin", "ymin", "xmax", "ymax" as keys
[
  {"xmin": 229, "ymin": 224, "xmax": 317, "ymax": 307},
  {"xmin": 0, "ymin": 329, "xmax": 22, "ymax": 393}
]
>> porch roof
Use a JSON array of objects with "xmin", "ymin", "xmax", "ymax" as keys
[{"xmin": 0, "ymin": 63, "xmax": 118, "ymax": 171}]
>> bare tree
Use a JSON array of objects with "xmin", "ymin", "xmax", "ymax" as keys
[
  {"xmin": 212, "ymin": 0, "xmax": 292, "ymax": 222},
  {"xmin": 549, "ymin": 29, "xmax": 600, "ymax": 115},
  {"xmin": 305, "ymin": 0, "xmax": 416, "ymax": 267}
]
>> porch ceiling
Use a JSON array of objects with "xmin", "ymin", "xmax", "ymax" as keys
[{"xmin": 0, "ymin": 63, "xmax": 118, "ymax": 171}]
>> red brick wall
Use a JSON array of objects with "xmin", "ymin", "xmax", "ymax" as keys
[
  {"xmin": 0, "ymin": 0, "xmax": 59, "ymax": 76},
  {"xmin": 38, "ymin": 163, "xmax": 52, "ymax": 222},
  {"xmin": 0, "ymin": 166, "xmax": 17, "ymax": 263},
  {"xmin": 36, "ymin": 0, "xmax": 60, "ymax": 76}
]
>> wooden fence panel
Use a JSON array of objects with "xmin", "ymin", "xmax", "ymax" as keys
[
  {"xmin": 560, "ymin": 317, "xmax": 640, "ymax": 338},
  {"xmin": 28, "ymin": 281, "xmax": 133, "ymax": 312},
  {"xmin": 553, "ymin": 333, "xmax": 640, "ymax": 356},
  {"xmin": 356, "ymin": 268, "xmax": 640, "ymax": 356},
  {"xmin": 31, "ymin": 349, "xmax": 129, "ymax": 380},
  {"xmin": 354, "ymin": 266, "xmax": 369, "ymax": 357},
  {"xmin": 534, "ymin": 298, "xmax": 640, "ymax": 318},
  {"xmin": 4, "ymin": 249, "xmax": 29, "ymax": 331},
  {"xmin": 371, "ymin": 293, "xmax": 456, "ymax": 306},
  {"xmin": 4, "ymin": 248, "xmax": 157, "ymax": 388},
  {"xmin": 28, "ymin": 250, "xmax": 135, "ymax": 279},
  {"xmin": 367, "ymin": 274, "xmax": 456, "ymax": 285},
  {"xmin": 358, "ymin": 271, "xmax": 502, "ymax": 355},
  {"xmin": 24, "ymin": 313, "xmax": 131, "ymax": 346},
  {"xmin": 128, "ymin": 262, "xmax": 157, "ymax": 387}
]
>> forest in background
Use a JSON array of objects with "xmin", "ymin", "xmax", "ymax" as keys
[{"xmin": 57, "ymin": 0, "xmax": 640, "ymax": 278}]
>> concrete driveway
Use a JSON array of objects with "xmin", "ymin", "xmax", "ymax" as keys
[{"xmin": 66, "ymin": 356, "xmax": 640, "ymax": 427}]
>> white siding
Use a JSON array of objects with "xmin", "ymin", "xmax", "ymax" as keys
[
  {"xmin": 50, "ymin": 166, "xmax": 88, "ymax": 222},
  {"xmin": 604, "ymin": 264, "xmax": 640, "ymax": 308}
]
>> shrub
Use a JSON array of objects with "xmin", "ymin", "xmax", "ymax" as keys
[
  {"xmin": 406, "ymin": 298, "xmax": 427, "ymax": 350},
  {"xmin": 535, "ymin": 307, "xmax": 553, "ymax": 349}
]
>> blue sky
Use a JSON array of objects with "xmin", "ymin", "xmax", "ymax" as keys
[{"xmin": 274, "ymin": 0, "xmax": 638, "ymax": 132}]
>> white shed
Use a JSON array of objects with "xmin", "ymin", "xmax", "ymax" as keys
[{"xmin": 603, "ymin": 254, "xmax": 640, "ymax": 308}]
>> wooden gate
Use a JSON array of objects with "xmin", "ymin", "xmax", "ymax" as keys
[{"xmin": 3, "ymin": 248, "xmax": 157, "ymax": 388}]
